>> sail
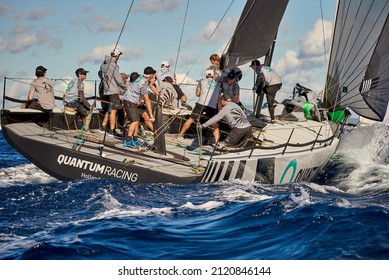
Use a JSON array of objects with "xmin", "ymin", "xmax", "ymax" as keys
[
  {"xmin": 324, "ymin": 0, "xmax": 389, "ymax": 121},
  {"xmin": 223, "ymin": 0, "xmax": 289, "ymax": 69}
]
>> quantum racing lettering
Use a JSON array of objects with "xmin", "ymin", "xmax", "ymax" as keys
[{"xmin": 57, "ymin": 154, "xmax": 138, "ymax": 182}]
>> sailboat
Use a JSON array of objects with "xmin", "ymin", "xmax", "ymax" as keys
[{"xmin": 1, "ymin": 0, "xmax": 388, "ymax": 184}]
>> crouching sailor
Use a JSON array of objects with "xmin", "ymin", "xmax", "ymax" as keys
[{"xmin": 200, "ymin": 98, "xmax": 252, "ymax": 148}]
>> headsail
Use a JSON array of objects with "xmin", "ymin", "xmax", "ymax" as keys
[
  {"xmin": 324, "ymin": 0, "xmax": 389, "ymax": 121},
  {"xmin": 223, "ymin": 0, "xmax": 289, "ymax": 69}
]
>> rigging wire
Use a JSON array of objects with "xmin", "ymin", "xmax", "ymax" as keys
[
  {"xmin": 319, "ymin": 0, "xmax": 327, "ymax": 65},
  {"xmin": 174, "ymin": 0, "xmax": 190, "ymax": 76},
  {"xmin": 179, "ymin": 0, "xmax": 235, "ymax": 84},
  {"xmin": 101, "ymin": 0, "xmax": 135, "ymax": 102},
  {"xmin": 221, "ymin": 0, "xmax": 255, "ymax": 56},
  {"xmin": 113, "ymin": 0, "xmax": 134, "ymax": 52}
]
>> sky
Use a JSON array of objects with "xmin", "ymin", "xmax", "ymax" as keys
[{"xmin": 0, "ymin": 0, "xmax": 336, "ymax": 108}]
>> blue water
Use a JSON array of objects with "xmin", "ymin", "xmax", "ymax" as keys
[{"xmin": 1, "ymin": 123, "xmax": 389, "ymax": 260}]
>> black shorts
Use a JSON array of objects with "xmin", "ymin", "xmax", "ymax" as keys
[
  {"xmin": 65, "ymin": 101, "xmax": 89, "ymax": 117},
  {"xmin": 190, "ymin": 103, "xmax": 217, "ymax": 122},
  {"xmin": 137, "ymin": 104, "xmax": 148, "ymax": 117},
  {"xmin": 27, "ymin": 99, "xmax": 52, "ymax": 113},
  {"xmin": 105, "ymin": 93, "xmax": 122, "ymax": 110},
  {"xmin": 225, "ymin": 126, "xmax": 252, "ymax": 147},
  {"xmin": 123, "ymin": 100, "xmax": 140, "ymax": 123}
]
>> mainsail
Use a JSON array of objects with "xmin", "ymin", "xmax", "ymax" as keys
[
  {"xmin": 325, "ymin": 0, "xmax": 389, "ymax": 121},
  {"xmin": 223, "ymin": 0, "xmax": 289, "ymax": 69}
]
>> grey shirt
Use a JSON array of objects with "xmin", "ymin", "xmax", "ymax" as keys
[
  {"xmin": 64, "ymin": 79, "xmax": 90, "ymax": 109},
  {"xmin": 155, "ymin": 68, "xmax": 175, "ymax": 85},
  {"xmin": 100, "ymin": 55, "xmax": 126, "ymax": 95},
  {"xmin": 202, "ymin": 101, "xmax": 251, "ymax": 129},
  {"xmin": 29, "ymin": 77, "xmax": 55, "ymax": 110},
  {"xmin": 220, "ymin": 81, "xmax": 240, "ymax": 101},
  {"xmin": 123, "ymin": 75, "xmax": 149, "ymax": 104},
  {"xmin": 158, "ymin": 82, "xmax": 178, "ymax": 108}
]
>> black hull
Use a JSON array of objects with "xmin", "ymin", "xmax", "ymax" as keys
[
  {"xmin": 1, "ymin": 108, "xmax": 340, "ymax": 185},
  {"xmin": 1, "ymin": 108, "xmax": 101, "ymax": 130},
  {"xmin": 2, "ymin": 124, "xmax": 202, "ymax": 185}
]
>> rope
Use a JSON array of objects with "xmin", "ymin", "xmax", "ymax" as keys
[{"xmin": 196, "ymin": 122, "xmax": 203, "ymax": 167}]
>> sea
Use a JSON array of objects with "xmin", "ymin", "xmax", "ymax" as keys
[{"xmin": 0, "ymin": 122, "xmax": 389, "ymax": 266}]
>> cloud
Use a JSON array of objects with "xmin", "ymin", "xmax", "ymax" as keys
[
  {"xmin": 27, "ymin": 8, "xmax": 55, "ymax": 20},
  {"xmin": 97, "ymin": 21, "xmax": 123, "ymax": 32},
  {"xmin": 273, "ymin": 50, "xmax": 300, "ymax": 73},
  {"xmin": 188, "ymin": 16, "xmax": 239, "ymax": 45},
  {"xmin": 0, "ymin": 68, "xmax": 10, "ymax": 82},
  {"xmin": 138, "ymin": 0, "xmax": 180, "ymax": 14},
  {"xmin": 0, "ymin": 3, "xmax": 11, "ymax": 17},
  {"xmin": 1, "ymin": 75, "xmax": 32, "ymax": 101},
  {"xmin": 273, "ymin": 19, "xmax": 333, "ymax": 93},
  {"xmin": 83, "ymin": 4, "xmax": 93, "ymax": 13},
  {"xmin": 175, "ymin": 72, "xmax": 198, "ymax": 103},
  {"xmin": 81, "ymin": 14, "xmax": 124, "ymax": 33},
  {"xmin": 7, "ymin": 31, "xmax": 62, "ymax": 53},
  {"xmin": 172, "ymin": 50, "xmax": 203, "ymax": 72},
  {"xmin": 300, "ymin": 20, "xmax": 332, "ymax": 57},
  {"xmin": 8, "ymin": 34, "xmax": 43, "ymax": 53},
  {"xmin": 0, "ymin": 36, "xmax": 7, "ymax": 52},
  {"xmin": 77, "ymin": 45, "xmax": 144, "ymax": 64},
  {"xmin": 11, "ymin": 24, "xmax": 30, "ymax": 35},
  {"xmin": 0, "ymin": 3, "xmax": 20, "ymax": 20}
]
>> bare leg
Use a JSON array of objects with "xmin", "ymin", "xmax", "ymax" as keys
[
  {"xmin": 142, "ymin": 112, "xmax": 155, "ymax": 132},
  {"xmin": 110, "ymin": 109, "xmax": 117, "ymax": 130},
  {"xmin": 179, "ymin": 118, "xmax": 194, "ymax": 137},
  {"xmin": 102, "ymin": 112, "xmax": 108, "ymax": 128},
  {"xmin": 127, "ymin": 121, "xmax": 138, "ymax": 137},
  {"xmin": 212, "ymin": 125, "xmax": 220, "ymax": 143}
]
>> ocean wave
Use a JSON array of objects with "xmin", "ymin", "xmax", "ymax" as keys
[{"xmin": 0, "ymin": 163, "xmax": 57, "ymax": 187}]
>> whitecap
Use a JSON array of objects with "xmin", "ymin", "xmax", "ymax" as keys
[
  {"xmin": 180, "ymin": 201, "xmax": 224, "ymax": 211},
  {"xmin": 334, "ymin": 123, "xmax": 389, "ymax": 194},
  {"xmin": 0, "ymin": 163, "xmax": 57, "ymax": 187},
  {"xmin": 213, "ymin": 180, "xmax": 273, "ymax": 202}
]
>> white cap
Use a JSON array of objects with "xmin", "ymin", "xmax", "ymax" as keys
[
  {"xmin": 206, "ymin": 69, "xmax": 214, "ymax": 76},
  {"xmin": 161, "ymin": 60, "xmax": 170, "ymax": 67},
  {"xmin": 111, "ymin": 47, "xmax": 122, "ymax": 57}
]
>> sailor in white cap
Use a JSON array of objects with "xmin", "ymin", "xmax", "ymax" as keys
[
  {"xmin": 155, "ymin": 60, "xmax": 176, "ymax": 86},
  {"xmin": 178, "ymin": 68, "xmax": 220, "ymax": 143},
  {"xmin": 98, "ymin": 47, "xmax": 127, "ymax": 136}
]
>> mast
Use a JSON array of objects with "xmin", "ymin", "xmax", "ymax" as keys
[
  {"xmin": 253, "ymin": 34, "xmax": 276, "ymax": 117},
  {"xmin": 263, "ymin": 32, "xmax": 278, "ymax": 67},
  {"xmin": 152, "ymin": 101, "xmax": 166, "ymax": 155}
]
